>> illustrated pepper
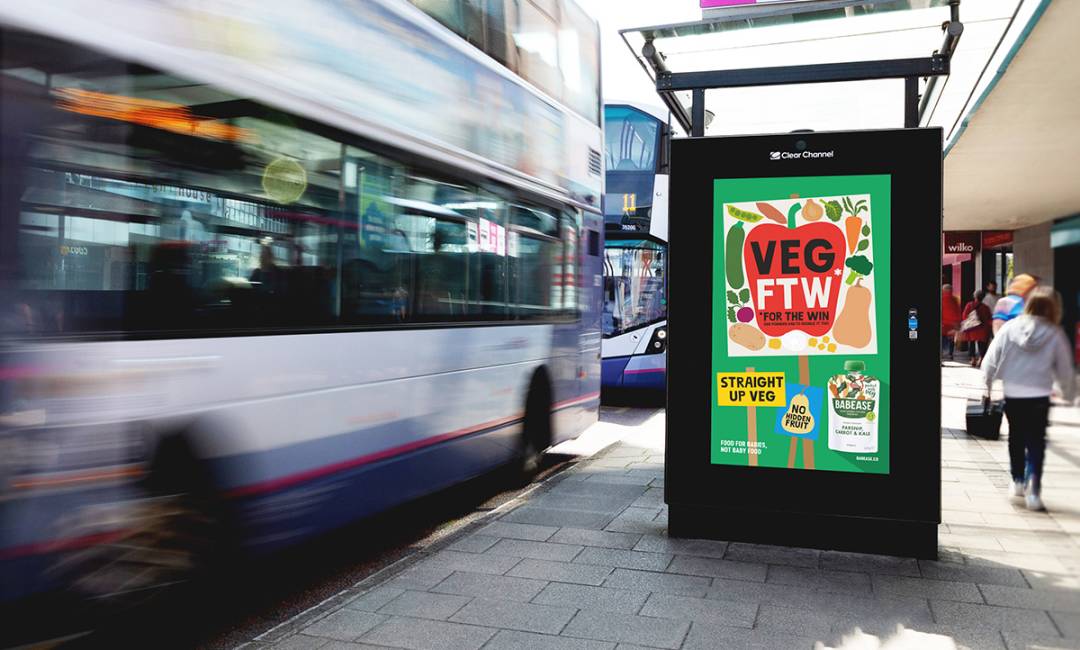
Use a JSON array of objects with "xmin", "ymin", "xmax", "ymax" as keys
[{"xmin": 726, "ymin": 222, "xmax": 745, "ymax": 289}]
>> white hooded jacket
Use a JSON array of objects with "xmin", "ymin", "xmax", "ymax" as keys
[{"xmin": 982, "ymin": 315, "xmax": 1077, "ymax": 401}]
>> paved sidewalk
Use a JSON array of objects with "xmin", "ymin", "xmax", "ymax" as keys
[{"xmin": 245, "ymin": 372, "xmax": 1080, "ymax": 650}]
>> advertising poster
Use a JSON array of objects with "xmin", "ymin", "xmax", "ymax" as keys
[{"xmin": 712, "ymin": 175, "xmax": 891, "ymax": 474}]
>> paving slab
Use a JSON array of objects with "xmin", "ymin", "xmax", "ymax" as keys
[
  {"xmin": 871, "ymin": 573, "xmax": 984, "ymax": 603},
  {"xmin": 573, "ymin": 547, "xmax": 672, "ymax": 572},
  {"xmin": 359, "ymin": 616, "xmax": 496, "ymax": 650},
  {"xmin": 376, "ymin": 590, "xmax": 470, "ymax": 620},
  {"xmin": 560, "ymin": 609, "xmax": 691, "ymax": 649},
  {"xmin": 639, "ymin": 592, "xmax": 758, "ymax": 627},
  {"xmin": 532, "ymin": 582, "xmax": 649, "ymax": 615},
  {"xmin": 479, "ymin": 521, "xmax": 558, "ymax": 541},
  {"xmin": 507, "ymin": 558, "xmax": 614, "ymax": 586},
  {"xmin": 631, "ymin": 536, "xmax": 729, "ymax": 559},
  {"xmin": 486, "ymin": 538, "xmax": 584, "ymax": 562},
  {"xmin": 766, "ymin": 565, "xmax": 873, "ymax": 595},
  {"xmin": 301, "ymin": 611, "xmax": 388, "ymax": 642},
  {"xmin": 680, "ymin": 622, "xmax": 818, "ymax": 650},
  {"xmin": 667, "ymin": 555, "xmax": 768, "ymax": 583},
  {"xmin": 430, "ymin": 571, "xmax": 548, "ymax": 602},
  {"xmin": 484, "ymin": 630, "xmax": 616, "ymax": 650},
  {"xmin": 549, "ymin": 527, "xmax": 642, "ymax": 550},
  {"xmin": 602, "ymin": 567, "xmax": 712, "ymax": 597},
  {"xmin": 449, "ymin": 597, "xmax": 576, "ymax": 634}
]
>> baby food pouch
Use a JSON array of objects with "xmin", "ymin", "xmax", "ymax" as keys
[{"xmin": 827, "ymin": 360, "xmax": 880, "ymax": 453}]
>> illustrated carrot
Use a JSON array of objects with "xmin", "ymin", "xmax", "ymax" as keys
[
  {"xmin": 845, "ymin": 215, "xmax": 862, "ymax": 253},
  {"xmin": 840, "ymin": 196, "xmax": 868, "ymax": 253}
]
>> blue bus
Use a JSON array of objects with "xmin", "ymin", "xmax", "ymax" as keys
[
  {"xmin": 0, "ymin": 0, "xmax": 603, "ymax": 604},
  {"xmin": 601, "ymin": 103, "xmax": 670, "ymax": 393}
]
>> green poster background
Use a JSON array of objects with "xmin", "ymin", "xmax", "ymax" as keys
[{"xmin": 711, "ymin": 175, "xmax": 891, "ymax": 474}]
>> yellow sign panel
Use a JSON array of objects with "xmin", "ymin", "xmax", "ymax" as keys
[{"xmin": 716, "ymin": 372, "xmax": 785, "ymax": 407}]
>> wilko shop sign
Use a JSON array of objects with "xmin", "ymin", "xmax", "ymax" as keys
[{"xmin": 943, "ymin": 232, "xmax": 980, "ymax": 255}]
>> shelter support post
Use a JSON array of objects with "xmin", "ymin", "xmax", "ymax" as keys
[
  {"xmin": 691, "ymin": 89, "xmax": 706, "ymax": 137},
  {"xmin": 905, "ymin": 77, "xmax": 920, "ymax": 128}
]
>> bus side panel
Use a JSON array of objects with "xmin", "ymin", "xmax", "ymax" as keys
[{"xmin": 225, "ymin": 418, "xmax": 525, "ymax": 553}]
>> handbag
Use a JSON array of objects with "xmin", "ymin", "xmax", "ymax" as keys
[
  {"xmin": 966, "ymin": 398, "xmax": 1003, "ymax": 440},
  {"xmin": 960, "ymin": 310, "xmax": 982, "ymax": 332}
]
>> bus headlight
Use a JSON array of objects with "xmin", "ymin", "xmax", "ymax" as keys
[{"xmin": 647, "ymin": 327, "xmax": 667, "ymax": 354}]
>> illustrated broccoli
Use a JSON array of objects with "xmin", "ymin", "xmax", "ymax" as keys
[{"xmin": 845, "ymin": 255, "xmax": 873, "ymax": 285}]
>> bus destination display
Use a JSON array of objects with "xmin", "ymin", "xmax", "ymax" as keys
[{"xmin": 711, "ymin": 174, "xmax": 891, "ymax": 474}]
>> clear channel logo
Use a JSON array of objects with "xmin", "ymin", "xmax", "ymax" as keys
[{"xmin": 769, "ymin": 150, "xmax": 835, "ymax": 160}]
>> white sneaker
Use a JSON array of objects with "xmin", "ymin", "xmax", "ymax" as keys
[
  {"xmin": 1010, "ymin": 481, "xmax": 1025, "ymax": 498},
  {"xmin": 1025, "ymin": 492, "xmax": 1044, "ymax": 511}
]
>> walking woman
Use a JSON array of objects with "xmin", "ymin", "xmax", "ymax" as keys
[
  {"xmin": 941, "ymin": 284, "xmax": 962, "ymax": 361},
  {"xmin": 982, "ymin": 287, "xmax": 1076, "ymax": 510},
  {"xmin": 961, "ymin": 289, "xmax": 993, "ymax": 367}
]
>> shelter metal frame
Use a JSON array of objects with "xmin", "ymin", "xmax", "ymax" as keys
[{"xmin": 625, "ymin": 0, "xmax": 963, "ymax": 136}]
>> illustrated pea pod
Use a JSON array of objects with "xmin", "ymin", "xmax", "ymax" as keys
[
  {"xmin": 726, "ymin": 204, "xmax": 764, "ymax": 223},
  {"xmin": 726, "ymin": 222, "xmax": 745, "ymax": 289}
]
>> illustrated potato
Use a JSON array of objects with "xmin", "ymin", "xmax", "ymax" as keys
[{"xmin": 729, "ymin": 322, "xmax": 766, "ymax": 351}]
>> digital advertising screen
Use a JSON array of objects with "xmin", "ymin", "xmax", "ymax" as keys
[
  {"xmin": 665, "ymin": 128, "xmax": 942, "ymax": 557},
  {"xmin": 711, "ymin": 175, "xmax": 891, "ymax": 474}
]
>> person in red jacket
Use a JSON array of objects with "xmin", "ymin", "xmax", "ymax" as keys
[
  {"xmin": 941, "ymin": 284, "xmax": 962, "ymax": 361},
  {"xmin": 961, "ymin": 289, "xmax": 994, "ymax": 367}
]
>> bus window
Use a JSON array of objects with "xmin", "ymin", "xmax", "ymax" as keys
[
  {"xmin": 483, "ymin": 0, "xmax": 519, "ymax": 69},
  {"xmin": 558, "ymin": 0, "xmax": 600, "ymax": 124},
  {"xmin": 9, "ymin": 49, "xmax": 344, "ymax": 334},
  {"xmin": 561, "ymin": 211, "xmax": 580, "ymax": 312},
  {"xmin": 509, "ymin": 202, "xmax": 560, "ymax": 319},
  {"xmin": 603, "ymin": 240, "xmax": 667, "ymax": 338},
  {"xmin": 340, "ymin": 149, "xmax": 415, "ymax": 324},
  {"xmin": 398, "ymin": 175, "xmax": 477, "ymax": 320},
  {"xmin": 604, "ymin": 106, "xmax": 660, "ymax": 172},
  {"xmin": 470, "ymin": 192, "xmax": 510, "ymax": 318},
  {"xmin": 411, "ymin": 0, "xmax": 484, "ymax": 49},
  {"xmin": 514, "ymin": 0, "xmax": 562, "ymax": 101}
]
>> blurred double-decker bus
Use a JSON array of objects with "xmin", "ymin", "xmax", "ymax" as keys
[
  {"xmin": 601, "ymin": 103, "xmax": 670, "ymax": 395},
  {"xmin": 0, "ymin": 0, "xmax": 603, "ymax": 604}
]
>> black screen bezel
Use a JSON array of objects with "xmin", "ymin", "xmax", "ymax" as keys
[{"xmin": 666, "ymin": 128, "xmax": 942, "ymax": 525}]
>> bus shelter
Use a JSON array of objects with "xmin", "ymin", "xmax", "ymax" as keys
[{"xmin": 624, "ymin": 0, "xmax": 969, "ymax": 558}]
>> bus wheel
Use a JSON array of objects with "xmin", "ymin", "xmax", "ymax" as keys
[
  {"xmin": 52, "ymin": 437, "xmax": 222, "ymax": 610},
  {"xmin": 518, "ymin": 370, "xmax": 553, "ymax": 483}
]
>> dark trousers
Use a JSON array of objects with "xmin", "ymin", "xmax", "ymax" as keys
[
  {"xmin": 941, "ymin": 335, "xmax": 955, "ymax": 359},
  {"xmin": 969, "ymin": 339, "xmax": 986, "ymax": 359},
  {"xmin": 1004, "ymin": 397, "xmax": 1050, "ymax": 492}
]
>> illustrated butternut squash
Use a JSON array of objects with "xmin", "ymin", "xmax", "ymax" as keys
[{"xmin": 833, "ymin": 279, "xmax": 873, "ymax": 348}]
